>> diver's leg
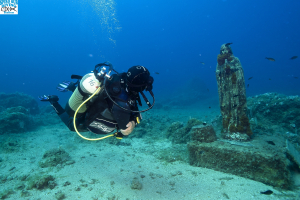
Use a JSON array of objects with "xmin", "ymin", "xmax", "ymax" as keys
[
  {"xmin": 39, "ymin": 95, "xmax": 87, "ymax": 132},
  {"xmin": 39, "ymin": 95, "xmax": 73, "ymax": 129},
  {"xmin": 55, "ymin": 108, "xmax": 87, "ymax": 132},
  {"xmin": 51, "ymin": 101, "xmax": 65, "ymax": 115}
]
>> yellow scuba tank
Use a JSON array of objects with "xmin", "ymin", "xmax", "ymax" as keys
[{"xmin": 67, "ymin": 73, "xmax": 101, "ymax": 116}]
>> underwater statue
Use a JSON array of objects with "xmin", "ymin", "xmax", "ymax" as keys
[{"xmin": 216, "ymin": 43, "xmax": 252, "ymax": 141}]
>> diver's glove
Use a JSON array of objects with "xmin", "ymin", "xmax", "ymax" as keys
[
  {"xmin": 120, "ymin": 121, "xmax": 136, "ymax": 136},
  {"xmin": 56, "ymin": 81, "xmax": 77, "ymax": 92},
  {"xmin": 38, "ymin": 95, "xmax": 59, "ymax": 104}
]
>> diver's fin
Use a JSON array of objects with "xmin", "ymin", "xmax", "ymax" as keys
[{"xmin": 56, "ymin": 81, "xmax": 77, "ymax": 92}]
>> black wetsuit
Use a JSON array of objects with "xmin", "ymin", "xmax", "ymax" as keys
[{"xmin": 53, "ymin": 73, "xmax": 140, "ymax": 134}]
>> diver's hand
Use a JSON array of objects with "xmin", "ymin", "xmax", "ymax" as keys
[
  {"xmin": 120, "ymin": 121, "xmax": 136, "ymax": 136},
  {"xmin": 38, "ymin": 95, "xmax": 59, "ymax": 103}
]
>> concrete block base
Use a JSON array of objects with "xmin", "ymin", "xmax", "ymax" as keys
[{"xmin": 188, "ymin": 140, "xmax": 291, "ymax": 189}]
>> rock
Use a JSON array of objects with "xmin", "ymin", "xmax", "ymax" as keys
[
  {"xmin": 0, "ymin": 92, "xmax": 39, "ymax": 115},
  {"xmin": 0, "ymin": 190, "xmax": 14, "ymax": 199},
  {"xmin": 39, "ymin": 148, "xmax": 74, "ymax": 168},
  {"xmin": 130, "ymin": 178, "xmax": 142, "ymax": 190},
  {"xmin": 169, "ymin": 181, "xmax": 175, "ymax": 186},
  {"xmin": 188, "ymin": 140, "xmax": 292, "ymax": 189},
  {"xmin": 63, "ymin": 181, "xmax": 71, "ymax": 186},
  {"xmin": 27, "ymin": 174, "xmax": 56, "ymax": 190},
  {"xmin": 55, "ymin": 191, "xmax": 66, "ymax": 200},
  {"xmin": 0, "ymin": 93, "xmax": 63, "ymax": 132},
  {"xmin": 65, "ymin": 160, "xmax": 75, "ymax": 165},
  {"xmin": 166, "ymin": 118, "xmax": 202, "ymax": 144},
  {"xmin": 170, "ymin": 171, "xmax": 182, "ymax": 176},
  {"xmin": 286, "ymin": 140, "xmax": 300, "ymax": 167},
  {"xmin": 191, "ymin": 124, "xmax": 217, "ymax": 143},
  {"xmin": 0, "ymin": 106, "xmax": 34, "ymax": 133},
  {"xmin": 247, "ymin": 93, "xmax": 300, "ymax": 133}
]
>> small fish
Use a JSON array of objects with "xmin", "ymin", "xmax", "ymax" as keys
[
  {"xmin": 209, "ymin": 107, "xmax": 211, "ymax": 109},
  {"xmin": 290, "ymin": 56, "xmax": 298, "ymax": 60},
  {"xmin": 248, "ymin": 77, "xmax": 253, "ymax": 80},
  {"xmin": 155, "ymin": 72, "xmax": 159, "ymax": 74},
  {"xmin": 200, "ymin": 62, "xmax": 205, "ymax": 65},
  {"xmin": 265, "ymin": 57, "xmax": 275, "ymax": 61},
  {"xmin": 260, "ymin": 190, "xmax": 273, "ymax": 195},
  {"xmin": 266, "ymin": 141, "xmax": 275, "ymax": 145},
  {"xmin": 233, "ymin": 95, "xmax": 240, "ymax": 97},
  {"xmin": 247, "ymin": 84, "xmax": 249, "ymax": 88},
  {"xmin": 294, "ymin": 77, "xmax": 298, "ymax": 79},
  {"xmin": 207, "ymin": 89, "xmax": 209, "ymax": 92},
  {"xmin": 225, "ymin": 43, "xmax": 233, "ymax": 47},
  {"xmin": 269, "ymin": 78, "xmax": 271, "ymax": 80}
]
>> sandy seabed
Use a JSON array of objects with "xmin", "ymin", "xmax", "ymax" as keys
[{"xmin": 0, "ymin": 106, "xmax": 299, "ymax": 200}]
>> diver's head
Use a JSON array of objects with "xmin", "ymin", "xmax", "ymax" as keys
[{"xmin": 126, "ymin": 66, "xmax": 154, "ymax": 93}]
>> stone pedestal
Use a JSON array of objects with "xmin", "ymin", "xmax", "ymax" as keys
[
  {"xmin": 216, "ymin": 43, "xmax": 252, "ymax": 141},
  {"xmin": 191, "ymin": 124, "xmax": 217, "ymax": 143},
  {"xmin": 188, "ymin": 140, "xmax": 291, "ymax": 189}
]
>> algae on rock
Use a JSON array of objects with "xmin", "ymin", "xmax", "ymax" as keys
[
  {"xmin": 26, "ymin": 173, "xmax": 56, "ymax": 190},
  {"xmin": 166, "ymin": 118, "xmax": 202, "ymax": 144},
  {"xmin": 0, "ymin": 106, "xmax": 34, "ymax": 134},
  {"xmin": 39, "ymin": 148, "xmax": 75, "ymax": 168},
  {"xmin": 0, "ymin": 92, "xmax": 39, "ymax": 115}
]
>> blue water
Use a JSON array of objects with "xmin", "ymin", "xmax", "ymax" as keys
[{"xmin": 0, "ymin": 0, "xmax": 299, "ymax": 103}]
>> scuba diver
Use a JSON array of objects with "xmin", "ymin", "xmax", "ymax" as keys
[{"xmin": 39, "ymin": 62, "xmax": 155, "ymax": 140}]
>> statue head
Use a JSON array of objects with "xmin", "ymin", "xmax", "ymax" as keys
[{"xmin": 220, "ymin": 43, "xmax": 233, "ymax": 55}]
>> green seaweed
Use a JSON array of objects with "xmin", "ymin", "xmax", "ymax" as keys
[
  {"xmin": 26, "ymin": 174, "xmax": 56, "ymax": 190},
  {"xmin": 0, "ymin": 189, "xmax": 14, "ymax": 199},
  {"xmin": 55, "ymin": 191, "xmax": 66, "ymax": 200},
  {"xmin": 39, "ymin": 148, "xmax": 73, "ymax": 168}
]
